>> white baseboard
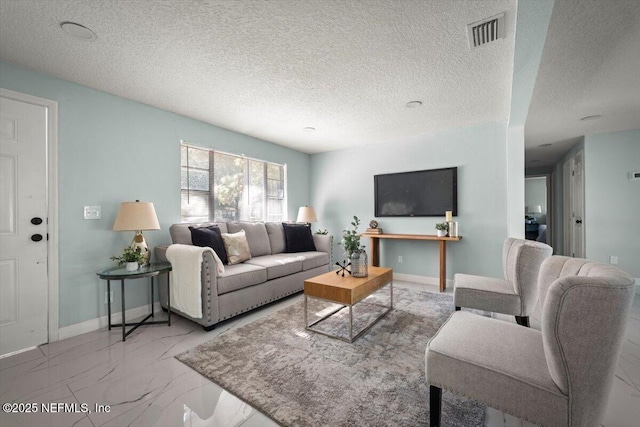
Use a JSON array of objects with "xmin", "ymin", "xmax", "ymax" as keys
[
  {"xmin": 0, "ymin": 346, "xmax": 39, "ymax": 360},
  {"xmin": 58, "ymin": 302, "xmax": 162, "ymax": 341},
  {"xmin": 393, "ymin": 273, "xmax": 454, "ymax": 288}
]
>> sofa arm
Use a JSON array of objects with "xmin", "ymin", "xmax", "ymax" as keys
[
  {"xmin": 154, "ymin": 244, "xmax": 221, "ymax": 327},
  {"xmin": 155, "ymin": 245, "xmax": 169, "ymax": 263},
  {"xmin": 200, "ymin": 250, "xmax": 221, "ymax": 325},
  {"xmin": 313, "ymin": 234, "xmax": 333, "ymax": 256}
]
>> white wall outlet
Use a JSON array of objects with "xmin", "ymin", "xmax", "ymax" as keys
[
  {"xmin": 398, "ymin": 255, "xmax": 403, "ymax": 263},
  {"xmin": 105, "ymin": 291, "xmax": 113, "ymax": 304},
  {"xmin": 609, "ymin": 256, "xmax": 618, "ymax": 265},
  {"xmin": 84, "ymin": 206, "xmax": 101, "ymax": 219}
]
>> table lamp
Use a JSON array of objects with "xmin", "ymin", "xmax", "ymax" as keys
[
  {"xmin": 525, "ymin": 205, "xmax": 542, "ymax": 224},
  {"xmin": 296, "ymin": 206, "xmax": 317, "ymax": 225},
  {"xmin": 113, "ymin": 200, "xmax": 160, "ymax": 265}
]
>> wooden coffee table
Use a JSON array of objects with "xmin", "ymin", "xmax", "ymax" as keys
[{"xmin": 304, "ymin": 266, "xmax": 393, "ymax": 343}]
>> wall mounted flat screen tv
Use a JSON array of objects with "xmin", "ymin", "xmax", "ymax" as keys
[{"xmin": 374, "ymin": 167, "xmax": 457, "ymax": 217}]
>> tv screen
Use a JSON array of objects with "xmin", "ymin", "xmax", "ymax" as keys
[{"xmin": 374, "ymin": 167, "xmax": 457, "ymax": 217}]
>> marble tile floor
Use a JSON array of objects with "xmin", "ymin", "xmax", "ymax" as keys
[{"xmin": 1, "ymin": 280, "xmax": 638, "ymax": 427}]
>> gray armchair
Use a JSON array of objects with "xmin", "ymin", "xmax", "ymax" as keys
[
  {"xmin": 426, "ymin": 256, "xmax": 635, "ymax": 426},
  {"xmin": 453, "ymin": 237, "xmax": 552, "ymax": 327}
]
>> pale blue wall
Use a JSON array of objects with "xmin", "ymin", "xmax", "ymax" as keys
[
  {"xmin": 584, "ymin": 129, "xmax": 640, "ymax": 277},
  {"xmin": 0, "ymin": 60, "xmax": 311, "ymax": 327},
  {"xmin": 506, "ymin": 126, "xmax": 525, "ymax": 238},
  {"xmin": 310, "ymin": 121, "xmax": 509, "ymax": 280}
]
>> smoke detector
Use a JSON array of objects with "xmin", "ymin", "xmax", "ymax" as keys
[{"xmin": 467, "ymin": 13, "xmax": 506, "ymax": 49}]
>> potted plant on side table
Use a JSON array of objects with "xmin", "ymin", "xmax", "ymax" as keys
[{"xmin": 111, "ymin": 247, "xmax": 145, "ymax": 271}]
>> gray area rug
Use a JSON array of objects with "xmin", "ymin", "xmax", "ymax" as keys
[{"xmin": 176, "ymin": 287, "xmax": 484, "ymax": 426}]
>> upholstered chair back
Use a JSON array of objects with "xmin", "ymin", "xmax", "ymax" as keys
[
  {"xmin": 501, "ymin": 238, "xmax": 553, "ymax": 315},
  {"xmin": 539, "ymin": 256, "xmax": 635, "ymax": 425},
  {"xmin": 170, "ymin": 222, "xmax": 229, "ymax": 245}
]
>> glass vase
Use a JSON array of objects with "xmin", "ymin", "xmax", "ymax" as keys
[{"xmin": 350, "ymin": 249, "xmax": 368, "ymax": 277}]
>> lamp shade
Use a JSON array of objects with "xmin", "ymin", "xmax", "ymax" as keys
[
  {"xmin": 527, "ymin": 205, "xmax": 542, "ymax": 214},
  {"xmin": 296, "ymin": 206, "xmax": 317, "ymax": 223},
  {"xmin": 113, "ymin": 201, "xmax": 160, "ymax": 231}
]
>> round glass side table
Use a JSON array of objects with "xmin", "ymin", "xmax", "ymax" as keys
[{"xmin": 97, "ymin": 262, "xmax": 172, "ymax": 341}]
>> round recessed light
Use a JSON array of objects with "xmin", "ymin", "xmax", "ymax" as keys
[
  {"xmin": 538, "ymin": 143, "xmax": 552, "ymax": 147},
  {"xmin": 303, "ymin": 127, "xmax": 315, "ymax": 132},
  {"xmin": 60, "ymin": 22, "xmax": 97, "ymax": 41},
  {"xmin": 580, "ymin": 114, "xmax": 602, "ymax": 121},
  {"xmin": 406, "ymin": 101, "xmax": 423, "ymax": 108}
]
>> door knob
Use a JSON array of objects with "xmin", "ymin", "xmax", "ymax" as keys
[
  {"xmin": 575, "ymin": 220, "xmax": 583, "ymax": 224},
  {"xmin": 31, "ymin": 217, "xmax": 43, "ymax": 225},
  {"xmin": 31, "ymin": 234, "xmax": 43, "ymax": 242}
]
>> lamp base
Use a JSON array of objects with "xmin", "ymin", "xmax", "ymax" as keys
[{"xmin": 131, "ymin": 231, "xmax": 150, "ymax": 265}]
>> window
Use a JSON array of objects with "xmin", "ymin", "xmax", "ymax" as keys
[{"xmin": 181, "ymin": 144, "xmax": 286, "ymax": 223}]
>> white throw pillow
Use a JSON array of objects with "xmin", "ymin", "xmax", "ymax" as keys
[{"xmin": 221, "ymin": 229, "xmax": 252, "ymax": 265}]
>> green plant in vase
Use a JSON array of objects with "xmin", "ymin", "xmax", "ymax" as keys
[
  {"xmin": 435, "ymin": 222, "xmax": 449, "ymax": 237},
  {"xmin": 110, "ymin": 247, "xmax": 145, "ymax": 271},
  {"xmin": 341, "ymin": 216, "xmax": 364, "ymax": 257},
  {"xmin": 340, "ymin": 216, "xmax": 368, "ymax": 277}
]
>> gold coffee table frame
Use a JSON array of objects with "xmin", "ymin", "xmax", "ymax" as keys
[{"xmin": 303, "ymin": 267, "xmax": 393, "ymax": 343}]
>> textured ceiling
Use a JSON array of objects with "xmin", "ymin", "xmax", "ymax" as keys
[
  {"xmin": 0, "ymin": 0, "xmax": 516, "ymax": 154},
  {"xmin": 525, "ymin": 0, "xmax": 640, "ymax": 167}
]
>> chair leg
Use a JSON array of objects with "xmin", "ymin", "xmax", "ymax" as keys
[
  {"xmin": 515, "ymin": 316, "xmax": 530, "ymax": 327},
  {"xmin": 203, "ymin": 324, "xmax": 216, "ymax": 331},
  {"xmin": 455, "ymin": 306, "xmax": 461, "ymax": 311},
  {"xmin": 430, "ymin": 385, "xmax": 442, "ymax": 427}
]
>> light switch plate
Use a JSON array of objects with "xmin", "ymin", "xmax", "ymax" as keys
[{"xmin": 84, "ymin": 206, "xmax": 101, "ymax": 219}]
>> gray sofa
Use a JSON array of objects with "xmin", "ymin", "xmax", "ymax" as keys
[{"xmin": 155, "ymin": 221, "xmax": 332, "ymax": 330}]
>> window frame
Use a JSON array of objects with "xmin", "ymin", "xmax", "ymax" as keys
[{"xmin": 180, "ymin": 143, "xmax": 287, "ymax": 223}]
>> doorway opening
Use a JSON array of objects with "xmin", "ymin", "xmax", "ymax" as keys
[{"xmin": 525, "ymin": 175, "xmax": 553, "ymax": 250}]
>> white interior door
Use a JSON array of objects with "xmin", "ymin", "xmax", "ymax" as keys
[
  {"xmin": 0, "ymin": 95, "xmax": 49, "ymax": 355},
  {"xmin": 570, "ymin": 150, "xmax": 585, "ymax": 258}
]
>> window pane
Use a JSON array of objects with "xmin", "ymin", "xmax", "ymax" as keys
[
  {"xmin": 248, "ymin": 160, "xmax": 264, "ymax": 221},
  {"xmin": 181, "ymin": 167, "xmax": 209, "ymax": 191},
  {"xmin": 267, "ymin": 198, "xmax": 283, "ymax": 222},
  {"xmin": 181, "ymin": 166, "xmax": 187, "ymax": 189},
  {"xmin": 249, "ymin": 160, "xmax": 264, "ymax": 189},
  {"xmin": 213, "ymin": 152, "xmax": 246, "ymax": 221},
  {"xmin": 267, "ymin": 163, "xmax": 282, "ymax": 180},
  {"xmin": 188, "ymin": 147, "xmax": 209, "ymax": 169},
  {"xmin": 180, "ymin": 145, "xmax": 187, "ymax": 166},
  {"xmin": 181, "ymin": 190, "xmax": 210, "ymax": 223},
  {"xmin": 181, "ymin": 145, "xmax": 209, "ymax": 169},
  {"xmin": 267, "ymin": 179, "xmax": 284, "ymax": 198}
]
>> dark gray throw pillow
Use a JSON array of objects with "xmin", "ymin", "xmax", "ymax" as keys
[
  {"xmin": 282, "ymin": 223, "xmax": 316, "ymax": 253},
  {"xmin": 189, "ymin": 225, "xmax": 229, "ymax": 265}
]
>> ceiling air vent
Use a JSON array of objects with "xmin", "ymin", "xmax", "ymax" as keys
[{"xmin": 467, "ymin": 13, "xmax": 506, "ymax": 49}]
